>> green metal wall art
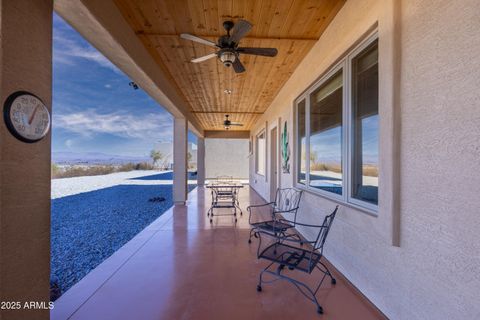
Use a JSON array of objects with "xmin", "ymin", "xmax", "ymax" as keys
[{"xmin": 281, "ymin": 121, "xmax": 290, "ymax": 173}]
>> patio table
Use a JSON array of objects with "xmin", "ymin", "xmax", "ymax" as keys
[{"xmin": 206, "ymin": 182, "xmax": 244, "ymax": 223}]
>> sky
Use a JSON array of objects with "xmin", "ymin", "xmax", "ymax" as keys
[
  {"xmin": 310, "ymin": 115, "xmax": 379, "ymax": 165},
  {"xmin": 52, "ymin": 13, "xmax": 196, "ymax": 157}
]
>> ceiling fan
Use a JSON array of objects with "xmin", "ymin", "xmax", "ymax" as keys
[
  {"xmin": 222, "ymin": 115, "xmax": 243, "ymax": 130},
  {"xmin": 180, "ymin": 20, "xmax": 278, "ymax": 73}
]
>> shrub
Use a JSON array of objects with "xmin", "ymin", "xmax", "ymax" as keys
[{"xmin": 51, "ymin": 162, "xmax": 157, "ymax": 179}]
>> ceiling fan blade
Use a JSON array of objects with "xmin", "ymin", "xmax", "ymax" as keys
[
  {"xmin": 180, "ymin": 33, "xmax": 218, "ymax": 48},
  {"xmin": 228, "ymin": 20, "xmax": 252, "ymax": 44},
  {"xmin": 191, "ymin": 53, "xmax": 217, "ymax": 63},
  {"xmin": 237, "ymin": 47, "xmax": 278, "ymax": 57},
  {"xmin": 229, "ymin": 123, "xmax": 244, "ymax": 126},
  {"xmin": 232, "ymin": 59, "xmax": 246, "ymax": 73}
]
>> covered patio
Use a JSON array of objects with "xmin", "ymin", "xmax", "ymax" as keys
[
  {"xmin": 51, "ymin": 186, "xmax": 384, "ymax": 320},
  {"xmin": 1, "ymin": 0, "xmax": 479, "ymax": 319}
]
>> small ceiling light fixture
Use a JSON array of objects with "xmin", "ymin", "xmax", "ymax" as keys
[
  {"xmin": 224, "ymin": 89, "xmax": 232, "ymax": 95},
  {"xmin": 129, "ymin": 82, "xmax": 139, "ymax": 90}
]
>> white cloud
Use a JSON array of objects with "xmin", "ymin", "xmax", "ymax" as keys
[
  {"xmin": 53, "ymin": 32, "xmax": 120, "ymax": 73},
  {"xmin": 65, "ymin": 139, "xmax": 74, "ymax": 148},
  {"xmin": 104, "ymin": 84, "xmax": 112, "ymax": 89},
  {"xmin": 53, "ymin": 109, "xmax": 173, "ymax": 141}
]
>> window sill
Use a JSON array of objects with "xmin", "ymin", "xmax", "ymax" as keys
[{"xmin": 294, "ymin": 183, "xmax": 378, "ymax": 217}]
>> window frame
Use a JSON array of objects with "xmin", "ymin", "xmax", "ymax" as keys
[
  {"xmin": 295, "ymin": 95, "xmax": 307, "ymax": 186},
  {"xmin": 294, "ymin": 30, "xmax": 379, "ymax": 215},
  {"xmin": 255, "ymin": 129, "xmax": 266, "ymax": 176}
]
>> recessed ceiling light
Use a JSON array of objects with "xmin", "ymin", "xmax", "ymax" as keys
[{"xmin": 224, "ymin": 89, "xmax": 232, "ymax": 95}]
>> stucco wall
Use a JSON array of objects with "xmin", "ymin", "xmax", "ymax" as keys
[
  {"xmin": 205, "ymin": 138, "xmax": 249, "ymax": 179},
  {"xmin": 0, "ymin": 1, "xmax": 52, "ymax": 319},
  {"xmin": 249, "ymin": 0, "xmax": 480, "ymax": 319}
]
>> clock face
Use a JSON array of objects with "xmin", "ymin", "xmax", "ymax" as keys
[{"xmin": 4, "ymin": 92, "xmax": 51, "ymax": 143}]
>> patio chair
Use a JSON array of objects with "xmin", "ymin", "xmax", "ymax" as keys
[
  {"xmin": 255, "ymin": 206, "xmax": 339, "ymax": 314},
  {"xmin": 246, "ymin": 188, "xmax": 303, "ymax": 244}
]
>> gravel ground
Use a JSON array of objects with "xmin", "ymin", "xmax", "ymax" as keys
[{"xmin": 51, "ymin": 170, "xmax": 196, "ymax": 297}]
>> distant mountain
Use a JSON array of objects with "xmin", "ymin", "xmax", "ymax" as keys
[{"xmin": 52, "ymin": 152, "xmax": 151, "ymax": 165}]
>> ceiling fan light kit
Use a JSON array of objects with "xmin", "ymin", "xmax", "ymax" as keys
[
  {"xmin": 180, "ymin": 19, "xmax": 278, "ymax": 73},
  {"xmin": 219, "ymin": 50, "xmax": 236, "ymax": 67}
]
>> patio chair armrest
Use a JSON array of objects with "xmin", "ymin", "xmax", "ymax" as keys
[
  {"xmin": 281, "ymin": 206, "xmax": 300, "ymax": 213},
  {"xmin": 246, "ymin": 202, "xmax": 275, "ymax": 211},
  {"xmin": 273, "ymin": 206, "xmax": 300, "ymax": 217}
]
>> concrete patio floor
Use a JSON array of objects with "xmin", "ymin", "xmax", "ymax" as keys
[{"xmin": 52, "ymin": 186, "xmax": 386, "ymax": 320}]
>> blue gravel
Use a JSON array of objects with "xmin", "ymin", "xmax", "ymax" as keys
[{"xmin": 51, "ymin": 173, "xmax": 196, "ymax": 297}]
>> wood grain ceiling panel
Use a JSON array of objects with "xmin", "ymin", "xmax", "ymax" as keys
[{"xmin": 114, "ymin": 0, "xmax": 345, "ymax": 131}]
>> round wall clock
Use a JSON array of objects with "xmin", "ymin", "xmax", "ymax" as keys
[{"xmin": 3, "ymin": 91, "xmax": 51, "ymax": 143}]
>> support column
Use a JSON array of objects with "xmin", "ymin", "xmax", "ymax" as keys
[
  {"xmin": 0, "ymin": 1, "xmax": 52, "ymax": 319},
  {"xmin": 173, "ymin": 118, "xmax": 188, "ymax": 204},
  {"xmin": 197, "ymin": 137, "xmax": 205, "ymax": 186}
]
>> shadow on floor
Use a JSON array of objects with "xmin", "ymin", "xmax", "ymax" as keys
[{"xmin": 129, "ymin": 171, "xmax": 197, "ymax": 180}]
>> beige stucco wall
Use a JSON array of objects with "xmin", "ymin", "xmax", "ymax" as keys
[
  {"xmin": 205, "ymin": 139, "xmax": 249, "ymax": 179},
  {"xmin": 0, "ymin": 1, "xmax": 52, "ymax": 319},
  {"xmin": 249, "ymin": 0, "xmax": 480, "ymax": 319}
]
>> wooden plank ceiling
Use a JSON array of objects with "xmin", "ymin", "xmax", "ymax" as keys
[{"xmin": 114, "ymin": 0, "xmax": 345, "ymax": 131}]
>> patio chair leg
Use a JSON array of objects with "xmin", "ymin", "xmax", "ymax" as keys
[
  {"xmin": 258, "ymin": 265, "xmax": 324, "ymax": 314},
  {"xmin": 317, "ymin": 260, "xmax": 336, "ymax": 285},
  {"xmin": 257, "ymin": 259, "xmax": 277, "ymax": 292},
  {"xmin": 248, "ymin": 228, "xmax": 255, "ymax": 243}
]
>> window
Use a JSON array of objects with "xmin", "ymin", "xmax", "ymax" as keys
[
  {"xmin": 295, "ymin": 33, "xmax": 379, "ymax": 212},
  {"xmin": 351, "ymin": 41, "xmax": 379, "ymax": 205},
  {"xmin": 256, "ymin": 131, "xmax": 266, "ymax": 175},
  {"xmin": 309, "ymin": 70, "xmax": 343, "ymax": 195}
]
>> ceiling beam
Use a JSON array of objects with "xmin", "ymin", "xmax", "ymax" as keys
[
  {"xmin": 137, "ymin": 32, "xmax": 319, "ymax": 42},
  {"xmin": 204, "ymin": 130, "xmax": 250, "ymax": 139},
  {"xmin": 191, "ymin": 111, "xmax": 263, "ymax": 115}
]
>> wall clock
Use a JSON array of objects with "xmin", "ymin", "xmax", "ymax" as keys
[{"xmin": 3, "ymin": 91, "xmax": 51, "ymax": 143}]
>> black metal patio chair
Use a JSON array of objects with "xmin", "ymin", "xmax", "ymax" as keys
[
  {"xmin": 246, "ymin": 188, "xmax": 303, "ymax": 244},
  {"xmin": 255, "ymin": 206, "xmax": 338, "ymax": 314}
]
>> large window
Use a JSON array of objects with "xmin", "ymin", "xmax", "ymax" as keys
[
  {"xmin": 351, "ymin": 41, "xmax": 379, "ymax": 205},
  {"xmin": 295, "ymin": 34, "xmax": 379, "ymax": 212},
  {"xmin": 256, "ymin": 130, "xmax": 266, "ymax": 175}
]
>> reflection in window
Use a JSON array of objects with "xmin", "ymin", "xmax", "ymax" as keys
[
  {"xmin": 351, "ymin": 40, "xmax": 379, "ymax": 205},
  {"xmin": 297, "ymin": 100, "xmax": 306, "ymax": 184},
  {"xmin": 309, "ymin": 71, "xmax": 343, "ymax": 195},
  {"xmin": 256, "ymin": 131, "xmax": 266, "ymax": 175}
]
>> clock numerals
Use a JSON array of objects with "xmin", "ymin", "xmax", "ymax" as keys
[{"xmin": 4, "ymin": 92, "xmax": 51, "ymax": 143}]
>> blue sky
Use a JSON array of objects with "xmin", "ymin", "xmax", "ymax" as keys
[
  {"xmin": 52, "ymin": 13, "xmax": 196, "ymax": 157},
  {"xmin": 310, "ymin": 115, "xmax": 378, "ymax": 165}
]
